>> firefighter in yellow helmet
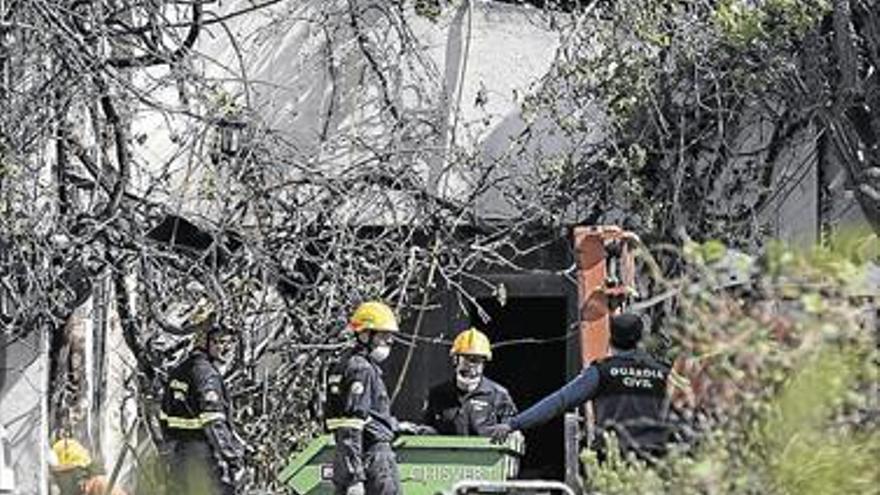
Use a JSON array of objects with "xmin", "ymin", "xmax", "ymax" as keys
[
  {"xmin": 325, "ymin": 301, "xmax": 403, "ymax": 495},
  {"xmin": 159, "ymin": 300, "xmax": 245, "ymax": 495},
  {"xmin": 48, "ymin": 439, "xmax": 128, "ymax": 495},
  {"xmin": 421, "ymin": 328, "xmax": 517, "ymax": 436}
]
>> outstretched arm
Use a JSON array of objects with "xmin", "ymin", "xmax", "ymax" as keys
[{"xmin": 509, "ymin": 366, "xmax": 600, "ymax": 431}]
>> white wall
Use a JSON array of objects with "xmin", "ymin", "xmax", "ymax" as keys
[
  {"xmin": 128, "ymin": 0, "xmax": 562, "ymax": 221},
  {"xmin": 0, "ymin": 331, "xmax": 49, "ymax": 495}
]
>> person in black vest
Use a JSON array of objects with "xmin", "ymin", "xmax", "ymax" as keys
[
  {"xmin": 420, "ymin": 328, "xmax": 517, "ymax": 436},
  {"xmin": 325, "ymin": 301, "xmax": 403, "ymax": 495},
  {"xmin": 487, "ymin": 313, "xmax": 671, "ymax": 460},
  {"xmin": 160, "ymin": 304, "xmax": 244, "ymax": 495}
]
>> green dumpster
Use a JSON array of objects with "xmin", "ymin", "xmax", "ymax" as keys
[{"xmin": 279, "ymin": 434, "xmax": 524, "ymax": 495}]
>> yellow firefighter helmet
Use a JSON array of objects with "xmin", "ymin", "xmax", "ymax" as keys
[
  {"xmin": 186, "ymin": 297, "xmax": 217, "ymax": 331},
  {"xmin": 50, "ymin": 438, "xmax": 92, "ymax": 472},
  {"xmin": 348, "ymin": 301, "xmax": 399, "ymax": 333},
  {"xmin": 450, "ymin": 328, "xmax": 492, "ymax": 360}
]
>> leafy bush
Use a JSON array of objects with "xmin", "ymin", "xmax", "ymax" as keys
[{"xmin": 583, "ymin": 234, "xmax": 880, "ymax": 494}]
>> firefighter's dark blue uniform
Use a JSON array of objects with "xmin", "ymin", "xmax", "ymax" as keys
[
  {"xmin": 325, "ymin": 349, "xmax": 401, "ymax": 495},
  {"xmin": 160, "ymin": 350, "xmax": 244, "ymax": 495},
  {"xmin": 507, "ymin": 349, "xmax": 671, "ymax": 458},
  {"xmin": 423, "ymin": 377, "xmax": 517, "ymax": 436}
]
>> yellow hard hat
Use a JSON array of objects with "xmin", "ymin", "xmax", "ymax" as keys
[
  {"xmin": 450, "ymin": 328, "xmax": 492, "ymax": 360},
  {"xmin": 51, "ymin": 439, "xmax": 92, "ymax": 471},
  {"xmin": 186, "ymin": 298, "xmax": 217, "ymax": 331},
  {"xmin": 349, "ymin": 301, "xmax": 399, "ymax": 333}
]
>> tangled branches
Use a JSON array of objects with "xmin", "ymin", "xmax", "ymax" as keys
[{"xmin": 2, "ymin": 0, "xmax": 879, "ymax": 489}]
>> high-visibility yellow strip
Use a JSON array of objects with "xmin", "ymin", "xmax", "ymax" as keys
[
  {"xmin": 200, "ymin": 412, "xmax": 226, "ymax": 422},
  {"xmin": 159, "ymin": 411, "xmax": 227, "ymax": 430},
  {"xmin": 160, "ymin": 413, "xmax": 205, "ymax": 430},
  {"xmin": 326, "ymin": 417, "xmax": 367, "ymax": 430},
  {"xmin": 169, "ymin": 379, "xmax": 189, "ymax": 392}
]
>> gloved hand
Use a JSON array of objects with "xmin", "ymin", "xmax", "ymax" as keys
[
  {"xmin": 488, "ymin": 423, "xmax": 513, "ymax": 444},
  {"xmin": 346, "ymin": 482, "xmax": 366, "ymax": 495},
  {"xmin": 398, "ymin": 421, "xmax": 421, "ymax": 434},
  {"xmin": 399, "ymin": 421, "xmax": 435, "ymax": 435}
]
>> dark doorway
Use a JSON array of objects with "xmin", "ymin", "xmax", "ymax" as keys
[{"xmin": 472, "ymin": 297, "xmax": 568, "ymax": 480}]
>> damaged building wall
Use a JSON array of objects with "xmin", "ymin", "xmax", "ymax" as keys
[
  {"xmin": 134, "ymin": 0, "xmax": 870, "ymax": 239},
  {"xmin": 2, "ymin": 2, "xmax": 876, "ymax": 493},
  {"xmin": 1, "ymin": 284, "xmax": 138, "ymax": 495}
]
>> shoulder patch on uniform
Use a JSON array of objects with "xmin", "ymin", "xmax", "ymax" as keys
[
  {"xmin": 471, "ymin": 400, "xmax": 489, "ymax": 410},
  {"xmin": 350, "ymin": 381, "xmax": 365, "ymax": 395}
]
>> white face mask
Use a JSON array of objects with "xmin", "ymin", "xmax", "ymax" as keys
[
  {"xmin": 455, "ymin": 356, "xmax": 484, "ymax": 392},
  {"xmin": 370, "ymin": 344, "xmax": 392, "ymax": 362},
  {"xmin": 456, "ymin": 374, "xmax": 481, "ymax": 392}
]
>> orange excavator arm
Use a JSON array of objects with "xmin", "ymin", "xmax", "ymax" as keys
[{"xmin": 573, "ymin": 225, "xmax": 640, "ymax": 366}]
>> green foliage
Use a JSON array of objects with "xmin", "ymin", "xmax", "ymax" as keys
[
  {"xmin": 713, "ymin": 0, "xmax": 767, "ymax": 46},
  {"xmin": 511, "ymin": 0, "xmax": 839, "ymax": 242},
  {"xmin": 713, "ymin": 0, "xmax": 830, "ymax": 46},
  {"xmin": 760, "ymin": 350, "xmax": 879, "ymax": 494},
  {"xmin": 683, "ymin": 239, "xmax": 728, "ymax": 264},
  {"xmin": 581, "ymin": 434, "xmax": 665, "ymax": 493},
  {"xmin": 583, "ymin": 235, "xmax": 880, "ymax": 494},
  {"xmin": 0, "ymin": 156, "xmax": 18, "ymax": 179}
]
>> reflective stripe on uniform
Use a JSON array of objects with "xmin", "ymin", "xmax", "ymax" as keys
[
  {"xmin": 169, "ymin": 379, "xmax": 189, "ymax": 392},
  {"xmin": 160, "ymin": 411, "xmax": 226, "ymax": 430},
  {"xmin": 326, "ymin": 417, "xmax": 368, "ymax": 430},
  {"xmin": 200, "ymin": 411, "xmax": 226, "ymax": 422}
]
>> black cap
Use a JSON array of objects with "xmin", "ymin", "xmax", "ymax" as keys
[
  {"xmin": 610, "ymin": 313, "xmax": 643, "ymax": 350},
  {"xmin": 207, "ymin": 321, "xmax": 235, "ymax": 336}
]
